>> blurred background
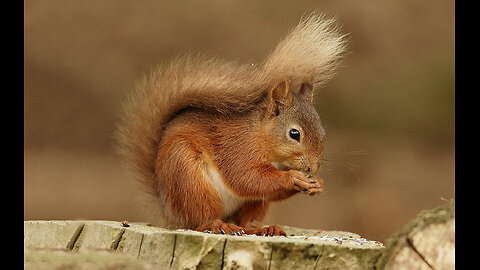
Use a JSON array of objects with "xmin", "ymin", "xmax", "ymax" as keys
[{"xmin": 24, "ymin": 0, "xmax": 454, "ymax": 242}]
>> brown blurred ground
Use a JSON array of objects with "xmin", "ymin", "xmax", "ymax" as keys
[{"xmin": 24, "ymin": 0, "xmax": 454, "ymax": 242}]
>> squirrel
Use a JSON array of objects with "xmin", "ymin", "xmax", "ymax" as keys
[{"xmin": 116, "ymin": 12, "xmax": 347, "ymax": 236}]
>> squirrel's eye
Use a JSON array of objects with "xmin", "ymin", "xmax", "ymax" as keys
[{"xmin": 289, "ymin": 129, "xmax": 300, "ymax": 141}]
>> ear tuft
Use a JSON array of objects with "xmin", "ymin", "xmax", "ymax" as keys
[
  {"xmin": 265, "ymin": 80, "xmax": 292, "ymax": 118},
  {"xmin": 299, "ymin": 82, "xmax": 314, "ymax": 104},
  {"xmin": 271, "ymin": 81, "xmax": 292, "ymax": 104}
]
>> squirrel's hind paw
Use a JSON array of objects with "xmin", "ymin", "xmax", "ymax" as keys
[
  {"xmin": 244, "ymin": 224, "xmax": 287, "ymax": 237},
  {"xmin": 196, "ymin": 219, "xmax": 246, "ymax": 236}
]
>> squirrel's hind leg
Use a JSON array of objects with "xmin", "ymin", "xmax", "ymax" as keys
[
  {"xmin": 234, "ymin": 201, "xmax": 287, "ymax": 237},
  {"xmin": 155, "ymin": 130, "xmax": 224, "ymax": 230},
  {"xmin": 156, "ymin": 122, "xmax": 247, "ymax": 235}
]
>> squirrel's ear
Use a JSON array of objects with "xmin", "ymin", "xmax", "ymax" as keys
[
  {"xmin": 265, "ymin": 80, "xmax": 293, "ymax": 118},
  {"xmin": 299, "ymin": 82, "xmax": 314, "ymax": 104}
]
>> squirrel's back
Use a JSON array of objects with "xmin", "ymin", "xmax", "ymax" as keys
[{"xmin": 116, "ymin": 12, "xmax": 347, "ymax": 210}]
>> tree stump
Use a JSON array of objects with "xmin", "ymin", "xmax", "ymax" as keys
[
  {"xmin": 24, "ymin": 220, "xmax": 384, "ymax": 269},
  {"xmin": 23, "ymin": 203, "xmax": 454, "ymax": 269}
]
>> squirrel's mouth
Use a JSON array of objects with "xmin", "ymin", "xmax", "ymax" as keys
[
  {"xmin": 271, "ymin": 162, "xmax": 308, "ymax": 174},
  {"xmin": 271, "ymin": 162, "xmax": 315, "ymax": 178}
]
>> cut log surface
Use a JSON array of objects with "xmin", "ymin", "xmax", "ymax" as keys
[
  {"xmin": 24, "ymin": 220, "xmax": 384, "ymax": 270},
  {"xmin": 376, "ymin": 202, "xmax": 455, "ymax": 270}
]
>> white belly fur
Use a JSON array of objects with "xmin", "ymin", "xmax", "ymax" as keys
[{"xmin": 205, "ymin": 164, "xmax": 246, "ymax": 217}]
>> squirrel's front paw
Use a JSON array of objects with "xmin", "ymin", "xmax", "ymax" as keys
[{"xmin": 288, "ymin": 170, "xmax": 324, "ymax": 196}]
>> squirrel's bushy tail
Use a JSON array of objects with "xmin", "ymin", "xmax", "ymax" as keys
[
  {"xmin": 262, "ymin": 13, "xmax": 348, "ymax": 89},
  {"xmin": 116, "ymin": 12, "xmax": 347, "ymax": 200}
]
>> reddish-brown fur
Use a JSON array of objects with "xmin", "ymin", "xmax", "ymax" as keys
[
  {"xmin": 155, "ymin": 121, "xmax": 223, "ymax": 228},
  {"xmin": 151, "ymin": 84, "xmax": 326, "ymax": 235},
  {"xmin": 116, "ymin": 12, "xmax": 346, "ymax": 236}
]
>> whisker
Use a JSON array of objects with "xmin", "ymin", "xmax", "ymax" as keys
[
  {"xmin": 321, "ymin": 157, "xmax": 361, "ymax": 182},
  {"xmin": 345, "ymin": 150, "xmax": 370, "ymax": 156},
  {"xmin": 323, "ymin": 158, "xmax": 360, "ymax": 168},
  {"xmin": 288, "ymin": 153, "xmax": 363, "ymax": 183}
]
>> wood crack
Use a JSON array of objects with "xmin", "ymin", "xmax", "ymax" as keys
[
  {"xmin": 267, "ymin": 244, "xmax": 274, "ymax": 270},
  {"xmin": 169, "ymin": 234, "xmax": 177, "ymax": 268},
  {"xmin": 137, "ymin": 233, "xmax": 145, "ymax": 259},
  {"xmin": 66, "ymin": 223, "xmax": 85, "ymax": 251},
  {"xmin": 313, "ymin": 245, "xmax": 325, "ymax": 269},
  {"xmin": 406, "ymin": 237, "xmax": 434, "ymax": 269},
  {"xmin": 220, "ymin": 238, "xmax": 227, "ymax": 270},
  {"xmin": 111, "ymin": 229, "xmax": 126, "ymax": 250}
]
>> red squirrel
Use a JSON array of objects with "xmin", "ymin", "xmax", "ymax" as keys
[{"xmin": 116, "ymin": 13, "xmax": 347, "ymax": 236}]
